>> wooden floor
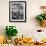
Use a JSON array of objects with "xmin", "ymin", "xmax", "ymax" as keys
[{"xmin": 14, "ymin": 43, "xmax": 46, "ymax": 46}]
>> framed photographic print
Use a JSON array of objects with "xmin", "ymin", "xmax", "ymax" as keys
[{"xmin": 9, "ymin": 1, "xmax": 26, "ymax": 22}]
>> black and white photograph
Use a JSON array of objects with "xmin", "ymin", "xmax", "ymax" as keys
[{"xmin": 9, "ymin": 1, "xmax": 26, "ymax": 22}]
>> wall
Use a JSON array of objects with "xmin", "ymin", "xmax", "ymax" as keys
[{"xmin": 0, "ymin": 0, "xmax": 46, "ymax": 41}]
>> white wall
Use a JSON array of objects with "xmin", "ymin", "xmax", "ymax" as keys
[{"xmin": 0, "ymin": 0, "xmax": 46, "ymax": 40}]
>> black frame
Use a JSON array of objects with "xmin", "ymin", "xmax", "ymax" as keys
[{"xmin": 9, "ymin": 1, "xmax": 26, "ymax": 22}]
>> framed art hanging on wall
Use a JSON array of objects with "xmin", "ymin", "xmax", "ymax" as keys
[{"xmin": 9, "ymin": 1, "xmax": 26, "ymax": 22}]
